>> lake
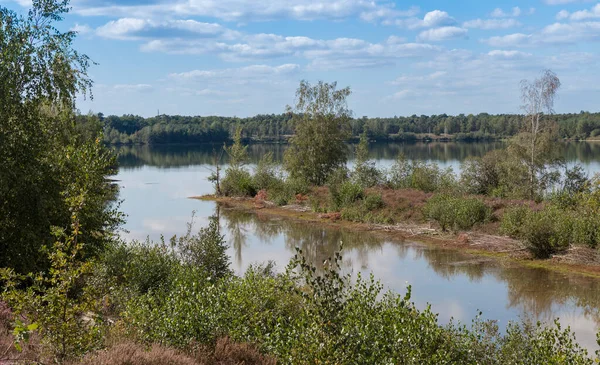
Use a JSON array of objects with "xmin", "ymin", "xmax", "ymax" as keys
[{"xmin": 113, "ymin": 141, "xmax": 600, "ymax": 351}]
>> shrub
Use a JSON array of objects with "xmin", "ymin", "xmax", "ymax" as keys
[
  {"xmin": 388, "ymin": 156, "xmax": 457, "ymax": 193},
  {"xmin": 571, "ymin": 214, "xmax": 600, "ymax": 249},
  {"xmin": 176, "ymin": 216, "xmax": 233, "ymax": 280},
  {"xmin": 521, "ymin": 208, "xmax": 573, "ymax": 258},
  {"xmin": 423, "ymin": 194, "xmax": 490, "ymax": 232},
  {"xmin": 502, "ymin": 206, "xmax": 574, "ymax": 258},
  {"xmin": 101, "ymin": 239, "xmax": 178, "ymax": 295},
  {"xmin": 329, "ymin": 181, "xmax": 364, "ymax": 211},
  {"xmin": 363, "ymin": 193, "xmax": 385, "ymax": 211},
  {"xmin": 500, "ymin": 206, "xmax": 531, "ymax": 237},
  {"xmin": 590, "ymin": 128, "xmax": 600, "ymax": 138},
  {"xmin": 252, "ymin": 152, "xmax": 282, "ymax": 191},
  {"xmin": 221, "ymin": 168, "xmax": 256, "ymax": 197}
]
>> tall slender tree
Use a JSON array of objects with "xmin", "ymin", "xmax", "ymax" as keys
[{"xmin": 284, "ymin": 81, "xmax": 352, "ymax": 185}]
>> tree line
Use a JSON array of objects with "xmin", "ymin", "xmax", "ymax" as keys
[{"xmin": 94, "ymin": 109, "xmax": 600, "ymax": 145}]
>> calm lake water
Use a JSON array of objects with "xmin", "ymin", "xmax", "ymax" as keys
[{"xmin": 114, "ymin": 142, "xmax": 600, "ymax": 351}]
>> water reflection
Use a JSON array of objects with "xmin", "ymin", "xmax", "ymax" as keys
[
  {"xmin": 218, "ymin": 206, "xmax": 600, "ymax": 350},
  {"xmin": 113, "ymin": 142, "xmax": 600, "ymax": 352},
  {"xmin": 114, "ymin": 141, "xmax": 600, "ymax": 170}
]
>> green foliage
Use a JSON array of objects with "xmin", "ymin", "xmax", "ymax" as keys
[
  {"xmin": 388, "ymin": 155, "xmax": 457, "ymax": 193},
  {"xmin": 284, "ymin": 80, "xmax": 352, "ymax": 186},
  {"xmin": 499, "ymin": 206, "xmax": 531, "ymax": 237},
  {"xmin": 423, "ymin": 194, "xmax": 491, "ymax": 232},
  {"xmin": 252, "ymin": 152, "xmax": 282, "ymax": 191},
  {"xmin": 352, "ymin": 130, "xmax": 382, "ymax": 188},
  {"xmin": 502, "ymin": 196, "xmax": 600, "ymax": 257},
  {"xmin": 111, "ymin": 242, "xmax": 597, "ymax": 364},
  {"xmin": 363, "ymin": 193, "xmax": 385, "ymax": 211},
  {"xmin": 1, "ymin": 212, "xmax": 105, "ymax": 363},
  {"xmin": 221, "ymin": 168, "xmax": 256, "ymax": 197},
  {"xmin": 176, "ymin": 215, "xmax": 232, "ymax": 280},
  {"xmin": 0, "ymin": 0, "xmax": 120, "ymax": 274},
  {"xmin": 100, "ymin": 111, "xmax": 600, "ymax": 145},
  {"xmin": 329, "ymin": 180, "xmax": 364, "ymax": 211},
  {"xmin": 502, "ymin": 206, "xmax": 573, "ymax": 258},
  {"xmin": 224, "ymin": 124, "xmax": 248, "ymax": 169}
]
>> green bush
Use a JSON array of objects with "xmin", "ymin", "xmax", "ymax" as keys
[
  {"xmin": 115, "ymin": 245, "xmax": 596, "ymax": 364},
  {"xmin": 221, "ymin": 168, "xmax": 256, "ymax": 197},
  {"xmin": 572, "ymin": 214, "xmax": 600, "ymax": 249},
  {"xmin": 388, "ymin": 156, "xmax": 457, "ymax": 193},
  {"xmin": 502, "ymin": 206, "xmax": 574, "ymax": 258},
  {"xmin": 590, "ymin": 128, "xmax": 600, "ymax": 138},
  {"xmin": 363, "ymin": 193, "xmax": 384, "ymax": 211},
  {"xmin": 423, "ymin": 194, "xmax": 490, "ymax": 232},
  {"xmin": 500, "ymin": 206, "xmax": 531, "ymax": 237},
  {"xmin": 253, "ymin": 152, "xmax": 282, "ymax": 191},
  {"xmin": 329, "ymin": 180, "xmax": 364, "ymax": 211}
]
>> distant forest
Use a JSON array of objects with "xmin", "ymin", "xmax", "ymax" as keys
[{"xmin": 90, "ymin": 111, "xmax": 600, "ymax": 144}]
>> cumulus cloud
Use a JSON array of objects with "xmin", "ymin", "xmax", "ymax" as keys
[
  {"xmin": 491, "ymin": 7, "xmax": 522, "ymax": 18},
  {"xmin": 483, "ymin": 33, "xmax": 533, "ymax": 47},
  {"xmin": 75, "ymin": 0, "xmax": 413, "ymax": 23},
  {"xmin": 567, "ymin": 4, "xmax": 600, "ymax": 20},
  {"xmin": 170, "ymin": 64, "xmax": 300, "ymax": 81},
  {"xmin": 463, "ymin": 18, "xmax": 521, "ymax": 29},
  {"xmin": 543, "ymin": 0, "xmax": 591, "ymax": 4},
  {"xmin": 417, "ymin": 26, "xmax": 467, "ymax": 42},
  {"xmin": 392, "ymin": 9, "xmax": 457, "ymax": 29},
  {"xmin": 487, "ymin": 50, "xmax": 532, "ymax": 59},
  {"xmin": 423, "ymin": 10, "xmax": 456, "ymax": 27},
  {"xmin": 70, "ymin": 23, "xmax": 93, "ymax": 34},
  {"xmin": 113, "ymin": 84, "xmax": 154, "ymax": 92},
  {"xmin": 96, "ymin": 18, "xmax": 235, "ymax": 40}
]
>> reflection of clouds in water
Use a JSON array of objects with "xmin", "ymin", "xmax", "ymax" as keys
[
  {"xmin": 559, "ymin": 313, "xmax": 600, "ymax": 352},
  {"xmin": 115, "ymin": 144, "xmax": 600, "ymax": 353}
]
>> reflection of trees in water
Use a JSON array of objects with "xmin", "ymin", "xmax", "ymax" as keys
[
  {"xmin": 412, "ymin": 246, "xmax": 489, "ymax": 282},
  {"xmin": 499, "ymin": 267, "xmax": 600, "ymax": 324},
  {"xmin": 218, "ymin": 205, "xmax": 600, "ymax": 328},
  {"xmin": 218, "ymin": 206, "xmax": 384, "ymax": 273},
  {"xmin": 116, "ymin": 142, "xmax": 600, "ymax": 170}
]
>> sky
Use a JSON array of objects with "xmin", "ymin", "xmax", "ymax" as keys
[{"xmin": 3, "ymin": 0, "xmax": 600, "ymax": 117}]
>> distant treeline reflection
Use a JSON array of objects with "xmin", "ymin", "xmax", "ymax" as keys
[{"xmin": 114, "ymin": 141, "xmax": 600, "ymax": 169}]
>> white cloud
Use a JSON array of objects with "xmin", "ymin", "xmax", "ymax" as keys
[
  {"xmin": 463, "ymin": 18, "xmax": 521, "ymax": 30},
  {"xmin": 423, "ymin": 10, "xmax": 456, "ymax": 27},
  {"xmin": 541, "ymin": 21, "xmax": 600, "ymax": 43},
  {"xmin": 487, "ymin": 50, "xmax": 532, "ymax": 59},
  {"xmin": 113, "ymin": 84, "xmax": 154, "ymax": 92},
  {"xmin": 417, "ymin": 26, "xmax": 467, "ymax": 42},
  {"xmin": 96, "ymin": 18, "xmax": 233, "ymax": 40},
  {"xmin": 75, "ymin": 0, "xmax": 413, "ymax": 23},
  {"xmin": 569, "ymin": 4, "xmax": 600, "ymax": 20},
  {"xmin": 360, "ymin": 5, "xmax": 420, "ymax": 22},
  {"xmin": 557, "ymin": 9, "xmax": 570, "ymax": 19},
  {"xmin": 169, "ymin": 64, "xmax": 300, "ymax": 81},
  {"xmin": 543, "ymin": 0, "xmax": 591, "ymax": 4},
  {"xmin": 491, "ymin": 7, "xmax": 522, "ymax": 18},
  {"xmin": 482, "ymin": 20, "xmax": 600, "ymax": 47},
  {"xmin": 70, "ymin": 23, "xmax": 93, "ymax": 34},
  {"xmin": 483, "ymin": 33, "xmax": 533, "ymax": 47}
]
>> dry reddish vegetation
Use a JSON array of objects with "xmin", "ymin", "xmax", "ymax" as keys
[
  {"xmin": 73, "ymin": 338, "xmax": 275, "ymax": 365},
  {"xmin": 0, "ymin": 303, "xmax": 275, "ymax": 365}
]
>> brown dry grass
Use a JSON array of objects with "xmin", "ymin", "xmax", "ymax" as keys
[
  {"xmin": 71, "ymin": 337, "xmax": 276, "ymax": 365},
  {"xmin": 0, "ymin": 301, "xmax": 43, "ymax": 364}
]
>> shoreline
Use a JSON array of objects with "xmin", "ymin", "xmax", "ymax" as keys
[{"xmin": 193, "ymin": 194, "xmax": 600, "ymax": 279}]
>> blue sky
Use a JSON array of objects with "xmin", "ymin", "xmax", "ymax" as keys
[{"xmin": 3, "ymin": 0, "xmax": 600, "ymax": 117}]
